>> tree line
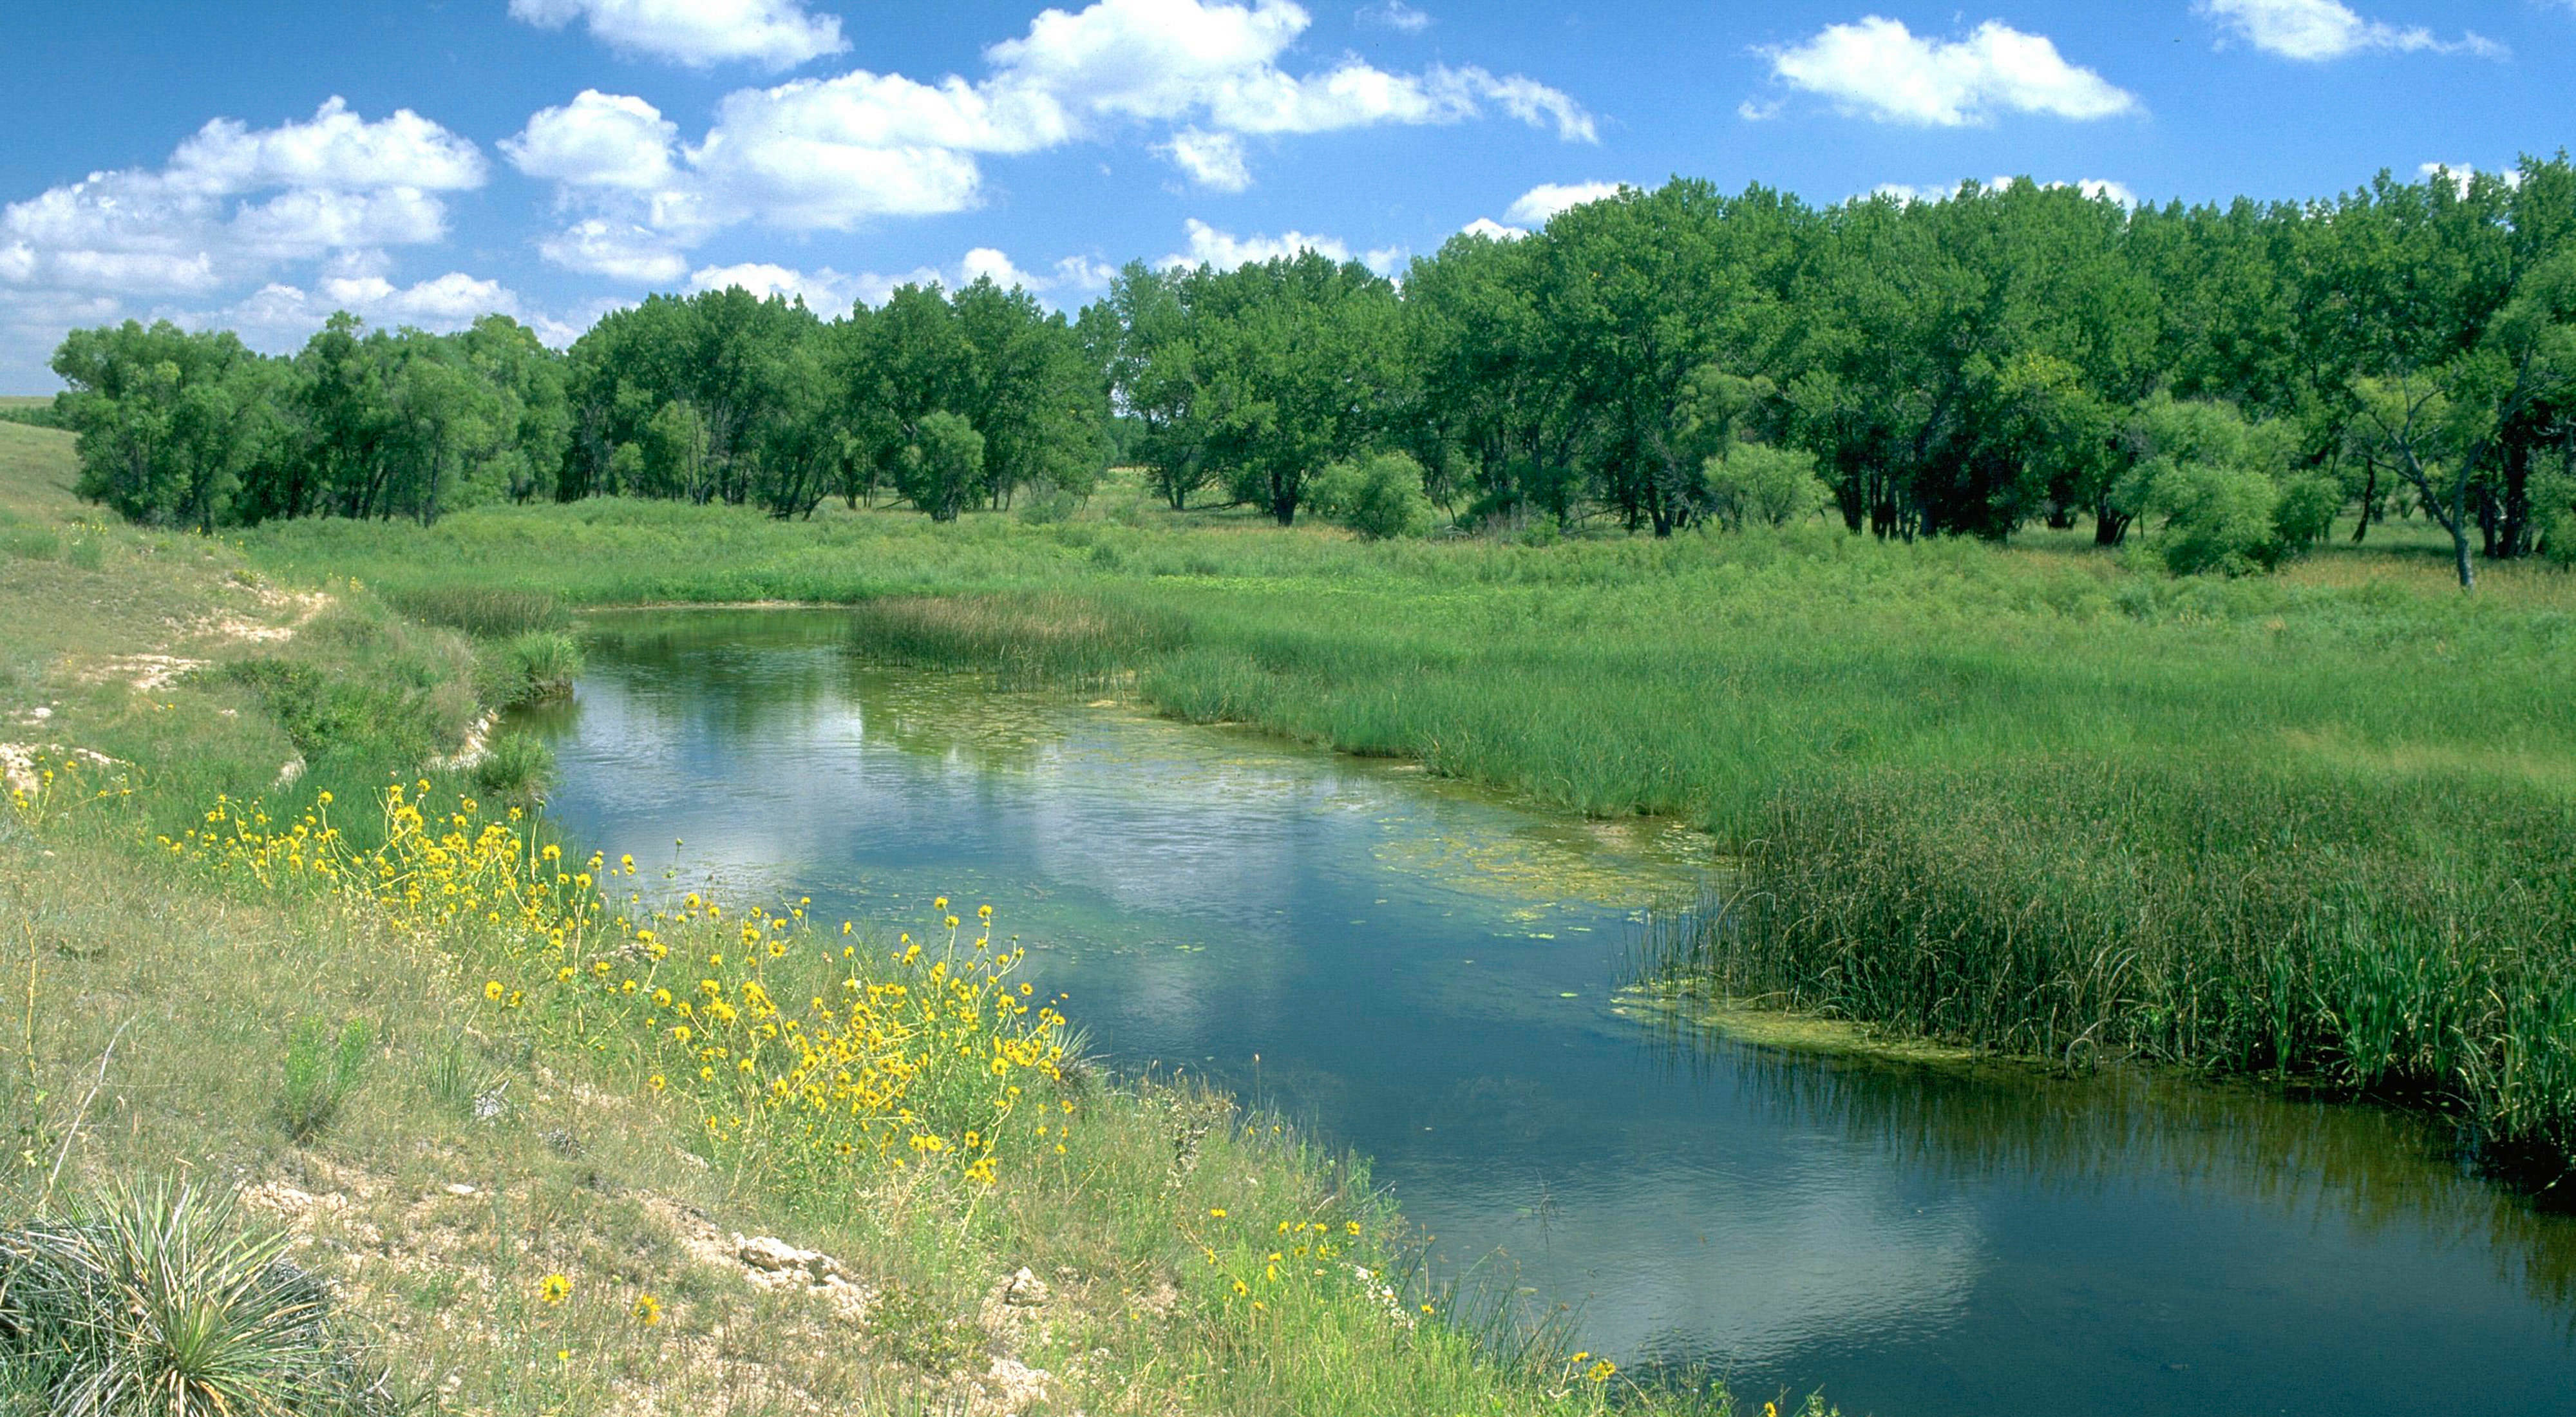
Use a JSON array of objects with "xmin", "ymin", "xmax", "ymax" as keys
[{"xmin": 44, "ymin": 155, "xmax": 2576, "ymax": 585}]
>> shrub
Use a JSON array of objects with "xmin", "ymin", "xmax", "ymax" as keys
[
  {"xmin": 1311, "ymin": 452, "xmax": 1433, "ymax": 540},
  {"xmin": 2268, "ymin": 473, "xmax": 2342, "ymax": 562},
  {"xmin": 1703, "ymin": 443, "xmax": 1830, "ymax": 529},
  {"xmin": 2144, "ymin": 460, "xmax": 2279, "ymax": 576},
  {"xmin": 0, "ymin": 1181, "xmax": 397, "ymax": 1416},
  {"xmin": 1016, "ymin": 486, "xmax": 1079, "ymax": 525},
  {"xmin": 493, "ymin": 631, "xmax": 582, "ymax": 705},
  {"xmin": 278, "ymin": 1018, "xmax": 374, "ymax": 1142},
  {"xmin": 2540, "ymin": 476, "xmax": 2576, "ymax": 568},
  {"xmin": 471, "ymin": 731, "xmax": 553, "ymax": 798}
]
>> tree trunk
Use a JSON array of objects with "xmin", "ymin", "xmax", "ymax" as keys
[
  {"xmin": 2446, "ymin": 483, "xmax": 2476, "ymax": 591},
  {"xmin": 2351, "ymin": 461, "xmax": 2378, "ymax": 543}
]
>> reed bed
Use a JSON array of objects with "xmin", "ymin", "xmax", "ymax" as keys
[{"xmin": 1652, "ymin": 759, "xmax": 2576, "ymax": 1168}]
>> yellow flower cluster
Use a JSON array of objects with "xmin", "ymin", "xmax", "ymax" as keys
[
  {"xmin": 3, "ymin": 749, "xmax": 133, "ymax": 828},
  {"xmin": 1191, "ymin": 1210, "xmax": 1379, "ymax": 1322},
  {"xmin": 162, "ymin": 780, "xmax": 1074, "ymax": 1183}
]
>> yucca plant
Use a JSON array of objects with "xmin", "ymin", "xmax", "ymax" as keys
[{"xmin": 0, "ymin": 1181, "xmax": 396, "ymax": 1415}]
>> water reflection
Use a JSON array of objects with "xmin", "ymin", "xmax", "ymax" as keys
[{"xmin": 522, "ymin": 611, "xmax": 2576, "ymax": 1416}]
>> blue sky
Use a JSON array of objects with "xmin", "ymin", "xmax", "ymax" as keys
[{"xmin": 3, "ymin": 0, "xmax": 2571, "ymax": 388}]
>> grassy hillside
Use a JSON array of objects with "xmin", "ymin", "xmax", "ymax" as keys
[
  {"xmin": 0, "ymin": 435, "xmax": 1766, "ymax": 1414},
  {"xmin": 0, "ymin": 418, "xmax": 77, "ymax": 520}
]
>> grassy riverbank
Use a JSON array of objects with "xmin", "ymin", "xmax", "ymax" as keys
[
  {"xmin": 1, "ymin": 430, "xmax": 1789, "ymax": 1414},
  {"xmin": 236, "ymin": 482, "xmax": 2576, "ymax": 1172}
]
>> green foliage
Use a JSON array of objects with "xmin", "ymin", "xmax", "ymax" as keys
[
  {"xmin": 0, "ymin": 1181, "xmax": 396, "ymax": 1416},
  {"xmin": 865, "ymin": 1280, "xmax": 983, "ymax": 1374},
  {"xmin": 1311, "ymin": 451, "xmax": 1434, "ymax": 539},
  {"xmin": 508, "ymin": 631, "xmax": 582, "ymax": 697},
  {"xmin": 470, "ymin": 731, "xmax": 554, "ymax": 799},
  {"xmin": 278, "ymin": 1017, "xmax": 374, "ymax": 1142},
  {"xmin": 482, "ymin": 631, "xmax": 582, "ymax": 707},
  {"xmin": 2270, "ymin": 472, "xmax": 2343, "ymax": 558},
  {"xmin": 2125, "ymin": 396, "xmax": 2305, "ymax": 575},
  {"xmin": 894, "ymin": 410, "xmax": 986, "ymax": 522},
  {"xmin": 2145, "ymin": 459, "xmax": 2281, "ymax": 575},
  {"xmin": 1703, "ymin": 443, "xmax": 1830, "ymax": 528},
  {"xmin": 51, "ymin": 156, "xmax": 2576, "ymax": 578},
  {"xmin": 218, "ymin": 606, "xmax": 480, "ymax": 784},
  {"xmin": 0, "ymin": 399, "xmax": 65, "ymax": 431}
]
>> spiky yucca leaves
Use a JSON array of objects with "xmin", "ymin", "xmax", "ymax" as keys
[{"xmin": 0, "ymin": 1182, "xmax": 395, "ymax": 1416}]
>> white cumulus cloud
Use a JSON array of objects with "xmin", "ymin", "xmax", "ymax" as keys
[
  {"xmin": 502, "ymin": 91, "xmax": 681, "ymax": 191},
  {"xmin": 216, "ymin": 271, "xmax": 536, "ymax": 349},
  {"xmin": 509, "ymin": 0, "xmax": 1596, "ymax": 276},
  {"xmin": 1358, "ymin": 3, "xmax": 1432, "ymax": 33},
  {"xmin": 163, "ymin": 97, "xmax": 487, "ymax": 195},
  {"xmin": 1, "ymin": 99, "xmax": 483, "ymax": 300},
  {"xmin": 1159, "ymin": 217, "xmax": 1351, "ymax": 271},
  {"xmin": 2418, "ymin": 160, "xmax": 2522, "ymax": 196},
  {"xmin": 687, "ymin": 261, "xmax": 878, "ymax": 310},
  {"xmin": 1457, "ymin": 216, "xmax": 1526, "ymax": 240},
  {"xmin": 1159, "ymin": 129, "xmax": 1253, "ymax": 190},
  {"xmin": 1504, "ymin": 180, "xmax": 1622, "ymax": 225},
  {"xmin": 688, "ymin": 246, "xmax": 1115, "ymax": 312},
  {"xmin": 508, "ymin": 0, "xmax": 848, "ymax": 71},
  {"xmin": 1761, "ymin": 17, "xmax": 2140, "ymax": 126},
  {"xmin": 539, "ymin": 219, "xmax": 690, "ymax": 284},
  {"xmin": 2197, "ymin": 0, "xmax": 2503, "ymax": 61}
]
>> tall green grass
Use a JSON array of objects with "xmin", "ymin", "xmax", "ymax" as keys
[{"xmin": 1650, "ymin": 759, "xmax": 2576, "ymax": 1166}]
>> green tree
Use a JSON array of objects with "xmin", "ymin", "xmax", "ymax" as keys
[
  {"xmin": 52, "ymin": 321, "xmax": 278, "ymax": 531},
  {"xmin": 897, "ymin": 410, "xmax": 986, "ymax": 522}
]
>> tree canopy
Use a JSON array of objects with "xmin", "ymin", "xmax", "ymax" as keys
[{"xmin": 46, "ymin": 155, "xmax": 2576, "ymax": 584}]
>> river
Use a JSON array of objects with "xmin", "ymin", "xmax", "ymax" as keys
[{"xmin": 513, "ymin": 609, "xmax": 2576, "ymax": 1415}]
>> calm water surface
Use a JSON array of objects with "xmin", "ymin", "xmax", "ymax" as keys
[{"xmin": 519, "ymin": 610, "xmax": 2576, "ymax": 1416}]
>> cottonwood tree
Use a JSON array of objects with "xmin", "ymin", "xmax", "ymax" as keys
[{"xmin": 2347, "ymin": 249, "xmax": 2576, "ymax": 588}]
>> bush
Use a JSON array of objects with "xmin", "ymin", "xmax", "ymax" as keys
[
  {"xmin": 0, "ymin": 1181, "xmax": 397, "ymax": 1416},
  {"xmin": 2145, "ymin": 461, "xmax": 2279, "ymax": 576},
  {"xmin": 488, "ymin": 631, "xmax": 582, "ymax": 706},
  {"xmin": 1016, "ymin": 486, "xmax": 1079, "ymax": 525},
  {"xmin": 1703, "ymin": 444, "xmax": 1830, "ymax": 529},
  {"xmin": 2540, "ymin": 478, "xmax": 2576, "ymax": 568},
  {"xmin": 279, "ymin": 1017, "xmax": 373, "ymax": 1142},
  {"xmin": 2269, "ymin": 473, "xmax": 2342, "ymax": 562},
  {"xmin": 1311, "ymin": 452, "xmax": 1434, "ymax": 540},
  {"xmin": 471, "ymin": 730, "xmax": 554, "ymax": 798}
]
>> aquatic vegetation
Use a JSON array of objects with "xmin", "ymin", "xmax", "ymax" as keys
[{"xmin": 1658, "ymin": 758, "xmax": 2576, "ymax": 1168}]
